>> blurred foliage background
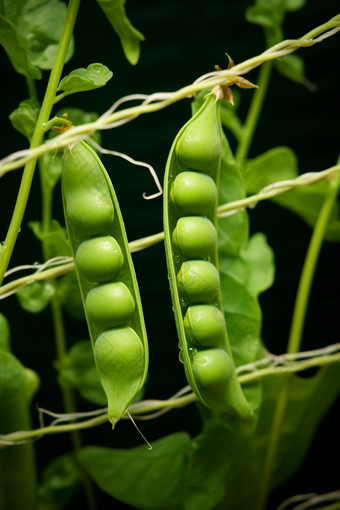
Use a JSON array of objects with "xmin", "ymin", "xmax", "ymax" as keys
[{"xmin": 0, "ymin": 0, "xmax": 339, "ymax": 508}]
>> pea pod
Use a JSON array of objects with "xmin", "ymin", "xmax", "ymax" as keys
[
  {"xmin": 61, "ymin": 141, "xmax": 148, "ymax": 427},
  {"xmin": 164, "ymin": 94, "xmax": 253, "ymax": 432}
]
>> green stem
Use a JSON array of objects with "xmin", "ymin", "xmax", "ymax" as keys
[
  {"xmin": 255, "ymin": 376, "xmax": 291, "ymax": 510},
  {"xmin": 287, "ymin": 160, "xmax": 340, "ymax": 354},
  {"xmin": 0, "ymin": 0, "xmax": 81, "ymax": 286},
  {"xmin": 235, "ymin": 60, "xmax": 274, "ymax": 162},
  {"xmin": 256, "ymin": 162, "xmax": 340, "ymax": 510},
  {"xmin": 25, "ymin": 76, "xmax": 38, "ymax": 103}
]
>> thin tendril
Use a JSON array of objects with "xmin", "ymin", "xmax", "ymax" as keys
[
  {"xmin": 127, "ymin": 412, "xmax": 152, "ymax": 450},
  {"xmin": 87, "ymin": 137, "xmax": 163, "ymax": 199}
]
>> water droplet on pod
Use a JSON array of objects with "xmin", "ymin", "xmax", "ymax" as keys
[
  {"xmin": 179, "ymin": 298, "xmax": 187, "ymax": 308},
  {"xmin": 188, "ymin": 346, "xmax": 197, "ymax": 359},
  {"xmin": 277, "ymin": 56, "xmax": 285, "ymax": 61},
  {"xmin": 178, "ymin": 350, "xmax": 185, "ymax": 364}
]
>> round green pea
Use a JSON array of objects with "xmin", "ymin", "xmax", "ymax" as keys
[
  {"xmin": 67, "ymin": 193, "xmax": 114, "ymax": 236},
  {"xmin": 184, "ymin": 305, "xmax": 226, "ymax": 348},
  {"xmin": 172, "ymin": 217, "xmax": 217, "ymax": 258},
  {"xmin": 170, "ymin": 172, "xmax": 217, "ymax": 215},
  {"xmin": 76, "ymin": 236, "xmax": 124, "ymax": 282},
  {"xmin": 63, "ymin": 143, "xmax": 114, "ymax": 236},
  {"xmin": 193, "ymin": 349, "xmax": 232, "ymax": 393},
  {"xmin": 86, "ymin": 282, "xmax": 135, "ymax": 328},
  {"xmin": 178, "ymin": 102, "xmax": 221, "ymax": 172},
  {"xmin": 177, "ymin": 260, "xmax": 220, "ymax": 304}
]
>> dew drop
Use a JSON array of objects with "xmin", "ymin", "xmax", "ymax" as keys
[
  {"xmin": 179, "ymin": 298, "xmax": 187, "ymax": 308},
  {"xmin": 277, "ymin": 56, "xmax": 285, "ymax": 61},
  {"xmin": 169, "ymin": 174, "xmax": 174, "ymax": 183},
  {"xmin": 188, "ymin": 346, "xmax": 197, "ymax": 359},
  {"xmin": 178, "ymin": 350, "xmax": 185, "ymax": 364},
  {"xmin": 33, "ymin": 261, "xmax": 40, "ymax": 266}
]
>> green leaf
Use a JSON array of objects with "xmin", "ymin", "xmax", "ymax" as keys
[
  {"xmin": 239, "ymin": 233, "xmax": 275, "ymax": 297},
  {"xmin": 57, "ymin": 64, "xmax": 113, "ymax": 95},
  {"xmin": 9, "ymin": 98, "xmax": 40, "ymax": 140},
  {"xmin": 16, "ymin": 281, "xmax": 55, "ymax": 313},
  {"xmin": 217, "ymin": 132, "xmax": 275, "ymax": 430},
  {"xmin": 29, "ymin": 220, "xmax": 71, "ymax": 258},
  {"xmin": 96, "ymin": 0, "xmax": 145, "ymax": 65},
  {"xmin": 275, "ymin": 54, "xmax": 306, "ymax": 84},
  {"xmin": 0, "ymin": 11, "xmax": 41, "ymax": 79},
  {"xmin": 243, "ymin": 146, "xmax": 340, "ymax": 241},
  {"xmin": 284, "ymin": 0, "xmax": 306, "ymax": 11},
  {"xmin": 36, "ymin": 454, "xmax": 82, "ymax": 510},
  {"xmin": 245, "ymin": 5, "xmax": 282, "ymax": 28},
  {"xmin": 57, "ymin": 340, "xmax": 107, "ymax": 405},
  {"xmin": 57, "ymin": 272, "xmax": 85, "ymax": 322},
  {"xmin": 0, "ymin": 0, "xmax": 74, "ymax": 77},
  {"xmin": 0, "ymin": 350, "xmax": 27, "ymax": 402},
  {"xmin": 185, "ymin": 365, "xmax": 340, "ymax": 510},
  {"xmin": 80, "ymin": 433, "xmax": 191, "ymax": 510},
  {"xmin": 0, "ymin": 312, "xmax": 10, "ymax": 351},
  {"xmin": 23, "ymin": 368, "xmax": 40, "ymax": 405}
]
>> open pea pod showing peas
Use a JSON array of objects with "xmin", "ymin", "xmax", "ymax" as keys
[
  {"xmin": 61, "ymin": 141, "xmax": 148, "ymax": 428},
  {"xmin": 164, "ymin": 94, "xmax": 253, "ymax": 434}
]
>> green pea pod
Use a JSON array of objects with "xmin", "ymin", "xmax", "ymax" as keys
[
  {"xmin": 61, "ymin": 141, "xmax": 148, "ymax": 428},
  {"xmin": 164, "ymin": 93, "xmax": 253, "ymax": 433}
]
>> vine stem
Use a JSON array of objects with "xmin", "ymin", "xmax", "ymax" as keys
[
  {"xmin": 0, "ymin": 0, "xmax": 81, "ymax": 287},
  {"xmin": 236, "ymin": 60, "xmax": 274, "ymax": 162},
  {"xmin": 255, "ymin": 160, "xmax": 340, "ymax": 510}
]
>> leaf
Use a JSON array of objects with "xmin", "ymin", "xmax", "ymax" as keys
[
  {"xmin": 0, "ymin": 349, "xmax": 27, "ymax": 402},
  {"xmin": 57, "ymin": 340, "xmax": 107, "ymax": 406},
  {"xmin": 23, "ymin": 368, "xmax": 40, "ymax": 405},
  {"xmin": 245, "ymin": 5, "xmax": 282, "ymax": 28},
  {"xmin": 80, "ymin": 433, "xmax": 191, "ymax": 510},
  {"xmin": 16, "ymin": 281, "xmax": 55, "ymax": 313},
  {"xmin": 57, "ymin": 272, "xmax": 85, "ymax": 322},
  {"xmin": 0, "ymin": 0, "xmax": 74, "ymax": 77},
  {"xmin": 243, "ymin": 146, "xmax": 340, "ymax": 241},
  {"xmin": 240, "ymin": 233, "xmax": 275, "ymax": 297},
  {"xmin": 36, "ymin": 453, "xmax": 82, "ymax": 510},
  {"xmin": 29, "ymin": 220, "xmax": 71, "ymax": 258},
  {"xmin": 284, "ymin": 0, "xmax": 306, "ymax": 11},
  {"xmin": 185, "ymin": 364, "xmax": 340, "ymax": 510},
  {"xmin": 217, "ymin": 132, "xmax": 275, "ymax": 430},
  {"xmin": 0, "ymin": 312, "xmax": 10, "ymax": 351},
  {"xmin": 96, "ymin": 0, "xmax": 145, "ymax": 65},
  {"xmin": 9, "ymin": 98, "xmax": 40, "ymax": 140},
  {"xmin": 275, "ymin": 53, "xmax": 306, "ymax": 84},
  {"xmin": 57, "ymin": 64, "xmax": 113, "ymax": 95},
  {"xmin": 0, "ymin": 11, "xmax": 41, "ymax": 79}
]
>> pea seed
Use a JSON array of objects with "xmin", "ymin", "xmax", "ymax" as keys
[
  {"xmin": 177, "ymin": 260, "xmax": 220, "ymax": 304},
  {"xmin": 86, "ymin": 281, "xmax": 135, "ymax": 328},
  {"xmin": 178, "ymin": 101, "xmax": 221, "ymax": 172},
  {"xmin": 172, "ymin": 216, "xmax": 217, "ymax": 258},
  {"xmin": 76, "ymin": 236, "xmax": 124, "ymax": 282},
  {"xmin": 184, "ymin": 305, "xmax": 226, "ymax": 348},
  {"xmin": 193, "ymin": 349, "xmax": 232, "ymax": 393},
  {"xmin": 63, "ymin": 143, "xmax": 114, "ymax": 236},
  {"xmin": 170, "ymin": 171, "xmax": 217, "ymax": 215}
]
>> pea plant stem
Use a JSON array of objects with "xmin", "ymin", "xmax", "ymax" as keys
[
  {"xmin": 256, "ymin": 159, "xmax": 340, "ymax": 510},
  {"xmin": 235, "ymin": 60, "xmax": 274, "ymax": 162},
  {"xmin": 0, "ymin": 0, "xmax": 81, "ymax": 287},
  {"xmin": 287, "ymin": 160, "xmax": 340, "ymax": 354}
]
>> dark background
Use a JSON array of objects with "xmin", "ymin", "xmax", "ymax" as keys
[{"xmin": 0, "ymin": 0, "xmax": 339, "ymax": 508}]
